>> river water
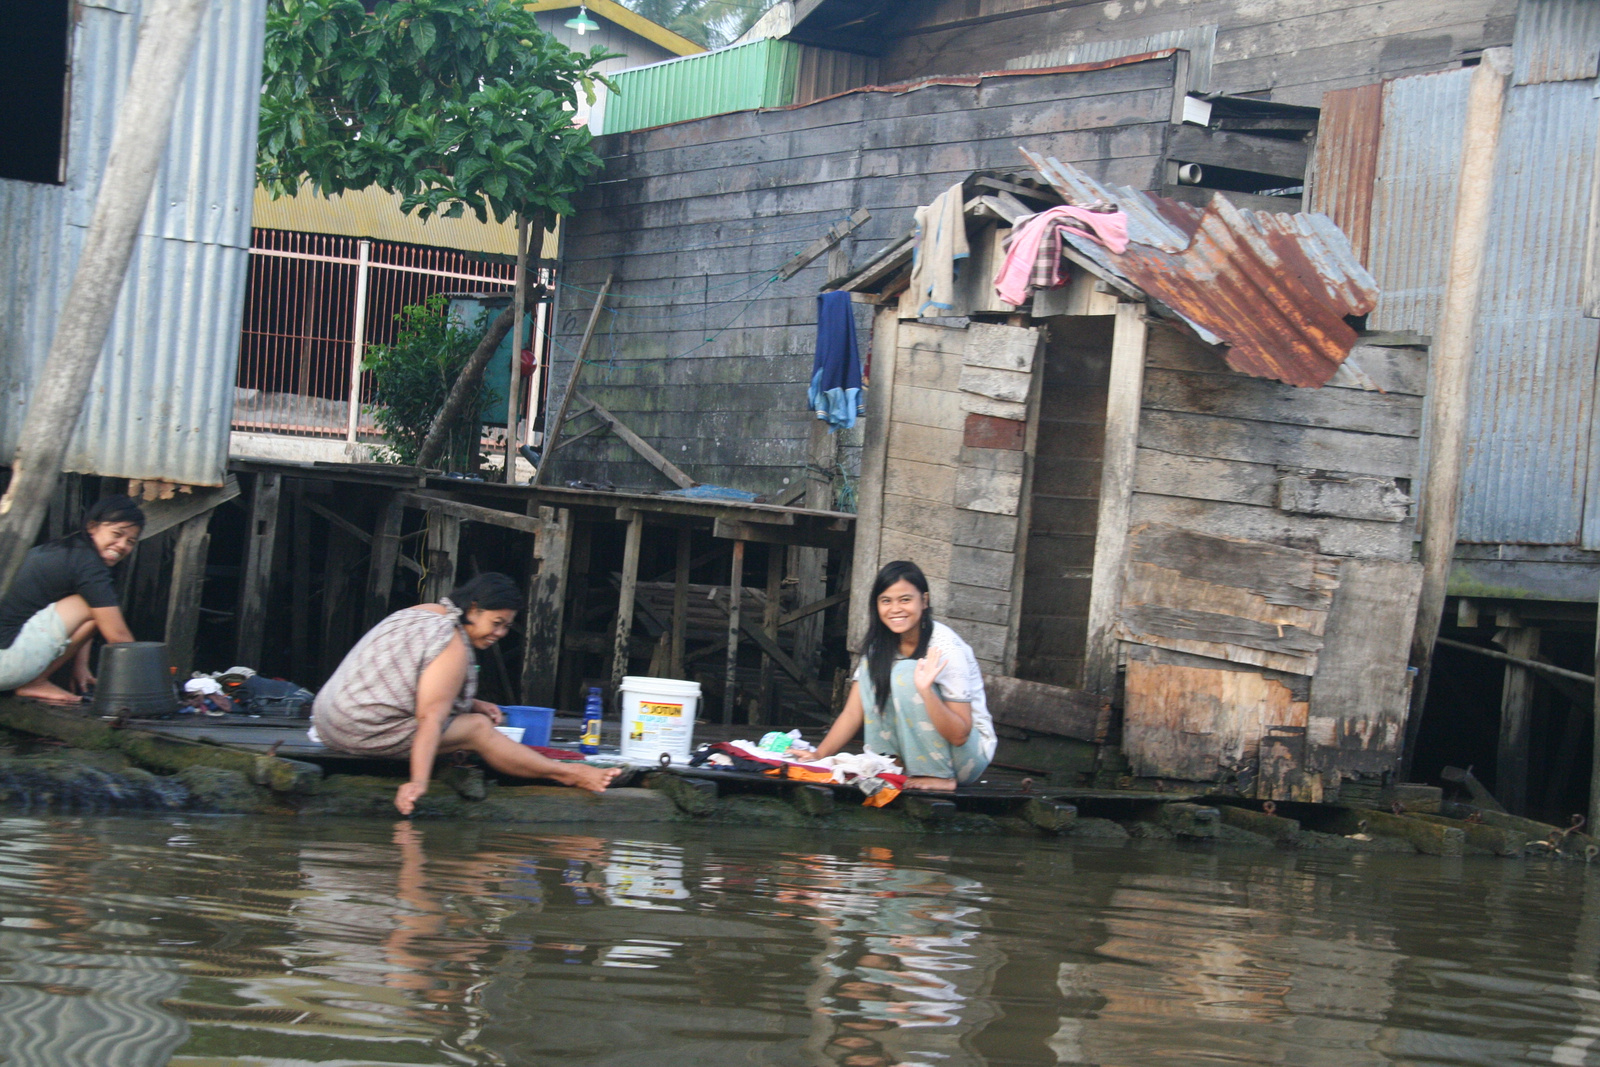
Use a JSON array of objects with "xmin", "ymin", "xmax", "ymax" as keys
[{"xmin": 0, "ymin": 815, "xmax": 1598, "ymax": 1066}]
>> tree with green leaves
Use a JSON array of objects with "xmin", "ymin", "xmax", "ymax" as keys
[
  {"xmin": 363, "ymin": 296, "xmax": 496, "ymax": 469},
  {"xmin": 258, "ymin": 0, "xmax": 618, "ymax": 468}
]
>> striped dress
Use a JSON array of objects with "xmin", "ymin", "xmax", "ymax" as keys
[{"xmin": 312, "ymin": 601, "xmax": 479, "ymax": 758}]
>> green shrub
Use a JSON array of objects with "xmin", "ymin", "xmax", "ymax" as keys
[{"xmin": 362, "ymin": 295, "xmax": 498, "ymax": 470}]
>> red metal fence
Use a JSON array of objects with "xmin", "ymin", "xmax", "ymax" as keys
[{"xmin": 236, "ymin": 229, "xmax": 517, "ymax": 440}]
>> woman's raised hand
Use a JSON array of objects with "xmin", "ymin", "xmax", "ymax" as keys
[{"xmin": 913, "ymin": 647, "xmax": 946, "ymax": 693}]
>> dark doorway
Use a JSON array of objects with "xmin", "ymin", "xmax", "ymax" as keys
[{"xmin": 0, "ymin": 2, "xmax": 71, "ymax": 185}]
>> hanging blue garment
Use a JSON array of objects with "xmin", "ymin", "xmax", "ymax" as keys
[{"xmin": 809, "ymin": 290, "xmax": 864, "ymax": 432}]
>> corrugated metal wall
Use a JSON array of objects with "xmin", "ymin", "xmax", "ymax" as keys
[
  {"xmin": 1366, "ymin": 69, "xmax": 1473, "ymax": 335},
  {"xmin": 1357, "ymin": 50, "xmax": 1600, "ymax": 547},
  {"xmin": 1004, "ymin": 24, "xmax": 1217, "ymax": 94},
  {"xmin": 1466, "ymin": 78, "xmax": 1600, "ymax": 545},
  {"xmin": 600, "ymin": 39, "xmax": 800, "ymax": 134},
  {"xmin": 1511, "ymin": 0, "xmax": 1600, "ymax": 85},
  {"xmin": 0, "ymin": 0, "xmax": 265, "ymax": 487}
]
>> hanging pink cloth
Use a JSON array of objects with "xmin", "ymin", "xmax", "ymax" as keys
[{"xmin": 993, "ymin": 206, "xmax": 1130, "ymax": 306}]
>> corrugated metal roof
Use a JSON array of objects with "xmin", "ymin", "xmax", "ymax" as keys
[
  {"xmin": 251, "ymin": 185, "xmax": 559, "ymax": 259},
  {"xmin": 1005, "ymin": 23, "xmax": 1217, "ymax": 94},
  {"xmin": 1512, "ymin": 0, "xmax": 1600, "ymax": 84},
  {"xmin": 1464, "ymin": 78, "xmax": 1600, "ymax": 545},
  {"xmin": 1366, "ymin": 68, "xmax": 1474, "ymax": 333},
  {"xmin": 1306, "ymin": 82, "xmax": 1383, "ymax": 265},
  {"xmin": 600, "ymin": 38, "xmax": 800, "ymax": 134},
  {"xmin": 1022, "ymin": 149, "xmax": 1379, "ymax": 388},
  {"xmin": 0, "ymin": 0, "xmax": 266, "ymax": 487}
]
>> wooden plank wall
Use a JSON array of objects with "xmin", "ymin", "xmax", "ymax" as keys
[
  {"xmin": 872, "ymin": 0, "xmax": 1514, "ymax": 109},
  {"xmin": 1119, "ymin": 324, "xmax": 1430, "ymax": 789},
  {"xmin": 872, "ymin": 322, "xmax": 1042, "ymax": 675},
  {"xmin": 548, "ymin": 56, "xmax": 1181, "ymax": 494},
  {"xmin": 1015, "ymin": 316, "xmax": 1112, "ymax": 688}
]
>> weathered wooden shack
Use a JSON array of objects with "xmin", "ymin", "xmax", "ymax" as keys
[{"xmin": 836, "ymin": 158, "xmax": 1426, "ymax": 801}]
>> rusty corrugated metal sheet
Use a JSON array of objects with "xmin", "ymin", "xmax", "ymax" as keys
[
  {"xmin": 1512, "ymin": 0, "xmax": 1600, "ymax": 84},
  {"xmin": 0, "ymin": 0, "xmax": 266, "ymax": 487},
  {"xmin": 1366, "ymin": 68, "xmax": 1474, "ymax": 334},
  {"xmin": 1464, "ymin": 78, "xmax": 1600, "ymax": 545},
  {"xmin": 1307, "ymin": 82, "xmax": 1383, "ymax": 265},
  {"xmin": 1022, "ymin": 149, "xmax": 1379, "ymax": 388}
]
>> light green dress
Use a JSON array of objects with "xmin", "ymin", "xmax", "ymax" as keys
[{"xmin": 854, "ymin": 621, "xmax": 995, "ymax": 785}]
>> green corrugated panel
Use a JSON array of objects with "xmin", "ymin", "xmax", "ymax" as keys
[{"xmin": 602, "ymin": 39, "xmax": 799, "ymax": 134}]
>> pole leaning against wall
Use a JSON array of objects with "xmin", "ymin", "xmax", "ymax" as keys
[
  {"xmin": 1402, "ymin": 48, "xmax": 1512, "ymax": 777},
  {"xmin": 0, "ymin": 0, "xmax": 214, "ymax": 590}
]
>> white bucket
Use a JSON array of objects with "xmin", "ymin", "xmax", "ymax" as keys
[{"xmin": 619, "ymin": 676, "xmax": 701, "ymax": 764}]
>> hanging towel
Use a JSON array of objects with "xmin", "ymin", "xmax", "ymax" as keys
[
  {"xmin": 909, "ymin": 182, "xmax": 971, "ymax": 317},
  {"xmin": 994, "ymin": 206, "xmax": 1130, "ymax": 306},
  {"xmin": 810, "ymin": 290, "xmax": 864, "ymax": 432}
]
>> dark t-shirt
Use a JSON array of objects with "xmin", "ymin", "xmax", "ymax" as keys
[{"xmin": 0, "ymin": 539, "xmax": 120, "ymax": 649}]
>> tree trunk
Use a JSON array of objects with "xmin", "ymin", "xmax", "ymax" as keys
[
  {"xmin": 416, "ymin": 209, "xmax": 546, "ymax": 470},
  {"xmin": 0, "ymin": 0, "xmax": 212, "ymax": 590}
]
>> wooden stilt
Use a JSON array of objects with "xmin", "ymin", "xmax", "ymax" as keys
[
  {"xmin": 164, "ymin": 511, "xmax": 211, "ymax": 679},
  {"xmin": 524, "ymin": 505, "xmax": 571, "ymax": 706},
  {"xmin": 364, "ymin": 495, "xmax": 402, "ymax": 630},
  {"xmin": 421, "ymin": 513, "xmax": 461, "ymax": 603},
  {"xmin": 1497, "ymin": 626, "xmax": 1541, "ymax": 814},
  {"xmin": 670, "ymin": 526, "xmax": 690, "ymax": 679},
  {"xmin": 235, "ymin": 472, "xmax": 281, "ymax": 666},
  {"xmin": 610, "ymin": 511, "xmax": 644, "ymax": 697},
  {"xmin": 321, "ymin": 523, "xmax": 353, "ymax": 679},
  {"xmin": 724, "ymin": 539, "xmax": 745, "ymax": 725},
  {"xmin": 757, "ymin": 545, "xmax": 782, "ymax": 725},
  {"xmin": 291, "ymin": 483, "xmax": 311, "ymax": 681},
  {"xmin": 793, "ymin": 421, "xmax": 836, "ymax": 674}
]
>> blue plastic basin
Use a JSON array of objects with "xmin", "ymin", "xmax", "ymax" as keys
[{"xmin": 500, "ymin": 706, "xmax": 554, "ymax": 747}]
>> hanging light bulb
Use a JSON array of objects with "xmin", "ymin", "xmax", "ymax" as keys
[{"xmin": 564, "ymin": 5, "xmax": 598, "ymax": 35}]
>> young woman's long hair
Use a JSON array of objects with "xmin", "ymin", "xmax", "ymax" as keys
[
  {"xmin": 56, "ymin": 495, "xmax": 145, "ymax": 547},
  {"xmin": 862, "ymin": 560, "xmax": 933, "ymax": 712}
]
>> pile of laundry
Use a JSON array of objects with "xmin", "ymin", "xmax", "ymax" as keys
[
  {"xmin": 993, "ymin": 202, "xmax": 1128, "ymax": 306},
  {"xmin": 688, "ymin": 731, "xmax": 908, "ymax": 807},
  {"xmin": 182, "ymin": 667, "xmax": 315, "ymax": 718}
]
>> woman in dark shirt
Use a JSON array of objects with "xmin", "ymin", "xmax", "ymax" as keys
[{"xmin": 0, "ymin": 496, "xmax": 141, "ymax": 704}]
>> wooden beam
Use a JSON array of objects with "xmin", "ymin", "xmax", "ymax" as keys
[
  {"xmin": 235, "ymin": 472, "xmax": 281, "ymax": 667},
  {"xmin": 723, "ymin": 540, "xmax": 745, "ymax": 724},
  {"xmin": 523, "ymin": 505, "xmax": 571, "ymax": 706},
  {"xmin": 778, "ymin": 589, "xmax": 848, "ymax": 629},
  {"xmin": 164, "ymin": 511, "xmax": 212, "ymax": 680},
  {"xmin": 291, "ymin": 483, "xmax": 311, "ymax": 681},
  {"xmin": 421, "ymin": 514, "xmax": 461, "ymax": 603},
  {"xmin": 758, "ymin": 545, "xmax": 782, "ymax": 724},
  {"xmin": 1496, "ymin": 626, "xmax": 1540, "ymax": 816},
  {"xmin": 321, "ymin": 521, "xmax": 354, "ymax": 679},
  {"xmin": 972, "ymin": 174, "xmax": 1060, "ymax": 204},
  {"xmin": 712, "ymin": 518, "xmax": 849, "ymax": 551},
  {"xmin": 535, "ymin": 273, "xmax": 612, "ymax": 486},
  {"xmin": 1167, "ymin": 125, "xmax": 1311, "ymax": 181},
  {"xmin": 835, "ymin": 235, "xmax": 913, "ymax": 293},
  {"xmin": 670, "ymin": 526, "xmax": 690, "ymax": 679},
  {"xmin": 1436, "ymin": 636, "xmax": 1594, "ymax": 687},
  {"xmin": 1083, "ymin": 303, "xmax": 1148, "ymax": 698},
  {"xmin": 610, "ymin": 511, "xmax": 644, "ymax": 695},
  {"xmin": 1406, "ymin": 52, "xmax": 1511, "ymax": 775},
  {"xmin": 552, "ymin": 419, "xmax": 607, "ymax": 452},
  {"xmin": 848, "ymin": 308, "xmax": 898, "ymax": 655},
  {"xmin": 398, "ymin": 491, "xmax": 543, "ymax": 535},
  {"xmin": 574, "ymin": 393, "xmax": 696, "ymax": 489},
  {"xmin": 139, "ymin": 475, "xmax": 241, "ymax": 540},
  {"xmin": 984, "ymin": 675, "xmax": 1113, "ymax": 743},
  {"xmin": 778, "ymin": 207, "xmax": 870, "ymax": 281},
  {"xmin": 301, "ymin": 497, "xmax": 372, "ymax": 545},
  {"xmin": 717, "ymin": 589, "xmax": 833, "ymax": 722},
  {"xmin": 364, "ymin": 495, "xmax": 403, "ymax": 630}
]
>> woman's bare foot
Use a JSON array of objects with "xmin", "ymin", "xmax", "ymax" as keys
[
  {"xmin": 15, "ymin": 681, "xmax": 84, "ymax": 706},
  {"xmin": 561, "ymin": 765, "xmax": 623, "ymax": 793},
  {"xmin": 903, "ymin": 775, "xmax": 957, "ymax": 791}
]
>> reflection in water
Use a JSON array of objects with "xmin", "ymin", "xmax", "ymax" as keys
[{"xmin": 0, "ymin": 818, "xmax": 1597, "ymax": 1065}]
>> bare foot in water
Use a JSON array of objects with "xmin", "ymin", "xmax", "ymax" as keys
[
  {"xmin": 15, "ymin": 682, "xmax": 85, "ymax": 706},
  {"xmin": 904, "ymin": 776, "xmax": 957, "ymax": 791},
  {"xmin": 562, "ymin": 765, "xmax": 624, "ymax": 793}
]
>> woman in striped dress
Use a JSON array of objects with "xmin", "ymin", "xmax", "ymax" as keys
[{"xmin": 313, "ymin": 572, "xmax": 620, "ymax": 814}]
